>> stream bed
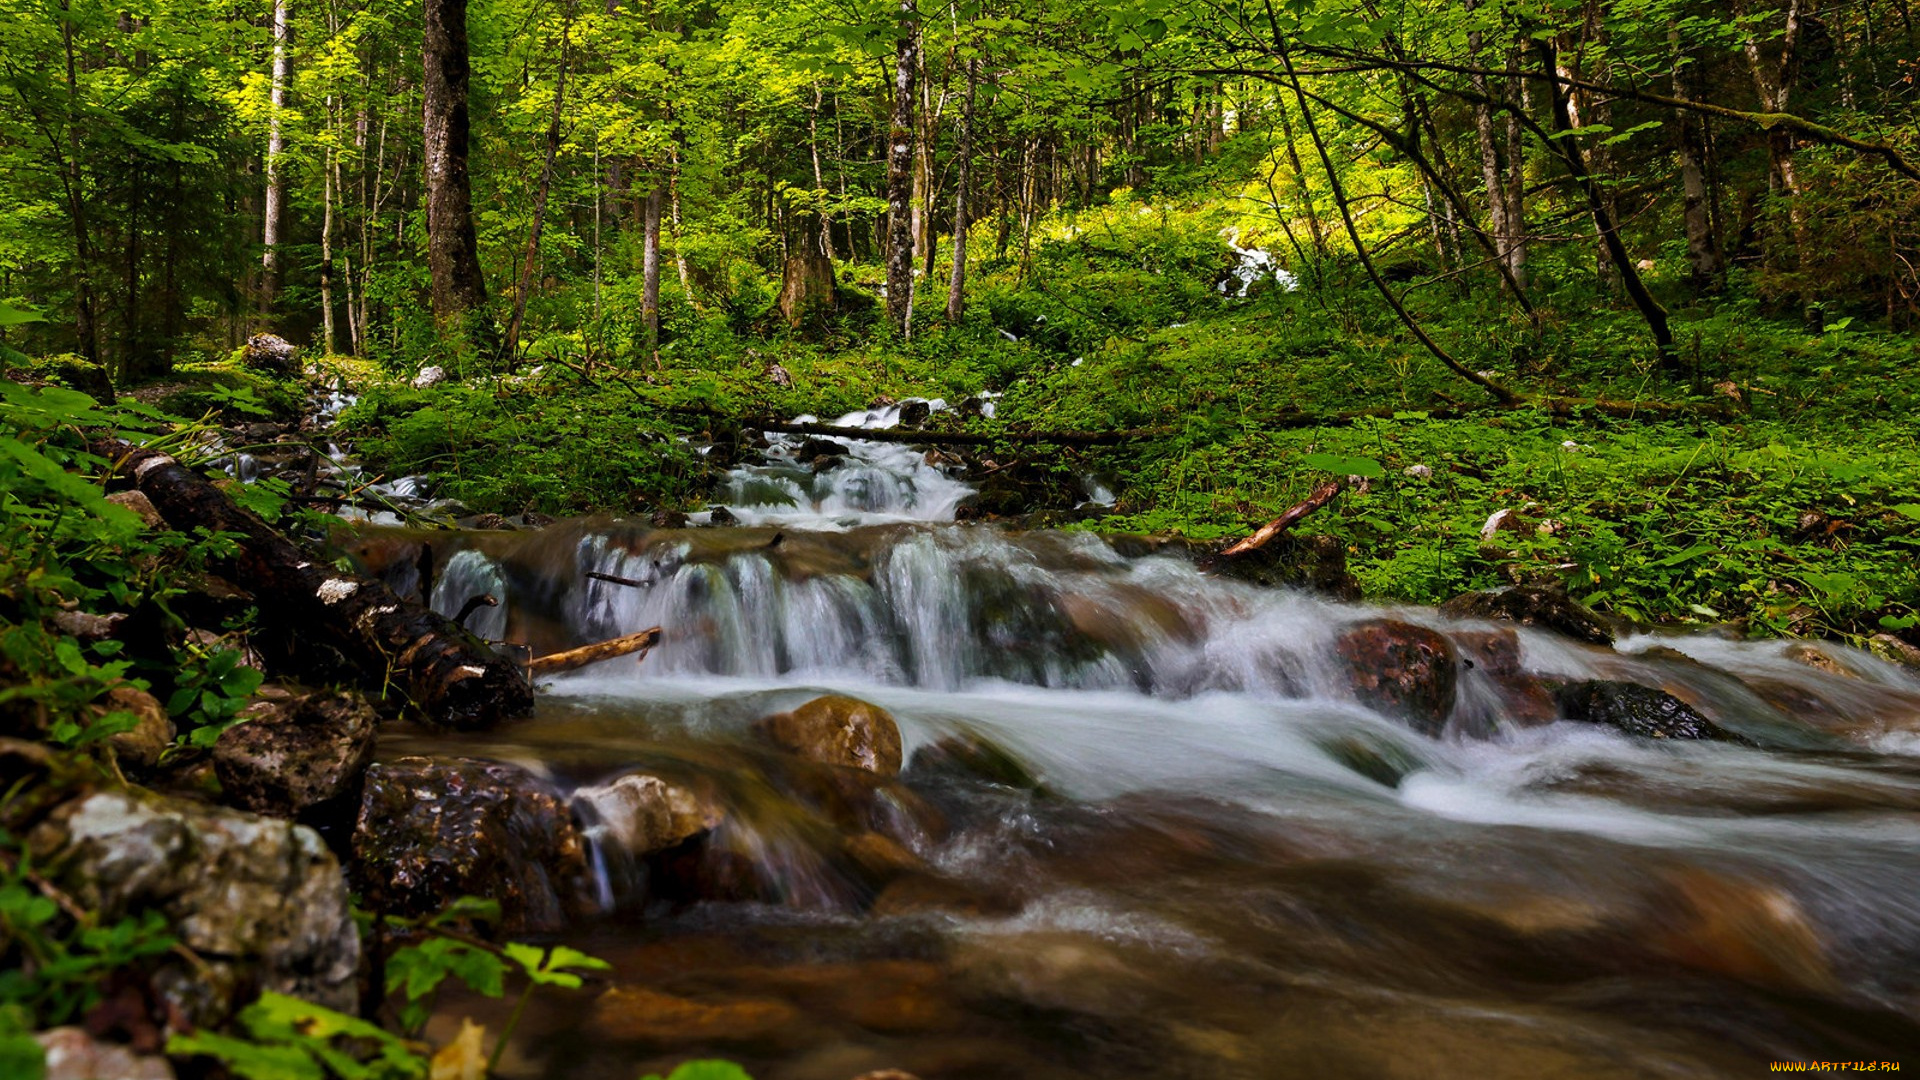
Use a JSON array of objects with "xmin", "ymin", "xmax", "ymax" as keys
[{"xmin": 341, "ymin": 402, "xmax": 1920, "ymax": 1079}]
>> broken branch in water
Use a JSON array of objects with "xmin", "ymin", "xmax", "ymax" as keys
[
  {"xmin": 586, "ymin": 570, "xmax": 647, "ymax": 588},
  {"xmin": 1218, "ymin": 481, "xmax": 1345, "ymax": 558},
  {"xmin": 528, "ymin": 626, "xmax": 663, "ymax": 677},
  {"xmin": 454, "ymin": 594, "xmax": 498, "ymax": 629}
]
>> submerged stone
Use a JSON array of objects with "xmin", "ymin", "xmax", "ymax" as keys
[
  {"xmin": 573, "ymin": 772, "xmax": 722, "ymax": 858},
  {"xmin": 906, "ymin": 732, "xmax": 1046, "ymax": 793},
  {"xmin": 1554, "ymin": 680, "xmax": 1739, "ymax": 741},
  {"xmin": 753, "ymin": 694, "xmax": 903, "ymax": 775}
]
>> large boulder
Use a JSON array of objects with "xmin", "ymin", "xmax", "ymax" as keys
[
  {"xmin": 27, "ymin": 790, "xmax": 360, "ymax": 1025},
  {"xmin": 1333, "ymin": 620, "xmax": 1459, "ymax": 736},
  {"xmin": 351, "ymin": 757, "xmax": 593, "ymax": 933},
  {"xmin": 752, "ymin": 695, "xmax": 903, "ymax": 775},
  {"xmin": 213, "ymin": 688, "xmax": 378, "ymax": 819},
  {"xmin": 240, "ymin": 333, "xmax": 298, "ymax": 376},
  {"xmin": 1439, "ymin": 585, "xmax": 1615, "ymax": 646},
  {"xmin": 1554, "ymin": 680, "xmax": 1741, "ymax": 741}
]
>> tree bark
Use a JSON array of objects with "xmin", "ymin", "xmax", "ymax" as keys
[
  {"xmin": 1466, "ymin": 0, "xmax": 1520, "ymax": 287},
  {"xmin": 260, "ymin": 0, "xmax": 290, "ymax": 319},
  {"xmin": 321, "ymin": 147, "xmax": 337, "ymax": 352},
  {"xmin": 529, "ymin": 627, "xmax": 661, "ymax": 677},
  {"xmin": 94, "ymin": 440, "xmax": 533, "ymax": 730},
  {"xmin": 643, "ymin": 185, "xmax": 662, "ymax": 362},
  {"xmin": 946, "ymin": 57, "xmax": 976, "ymax": 322},
  {"xmin": 1672, "ymin": 26, "xmax": 1724, "ymax": 293},
  {"xmin": 885, "ymin": 0, "xmax": 919, "ymax": 336},
  {"xmin": 1743, "ymin": 0, "xmax": 1808, "ymax": 269},
  {"xmin": 423, "ymin": 0, "xmax": 489, "ymax": 321}
]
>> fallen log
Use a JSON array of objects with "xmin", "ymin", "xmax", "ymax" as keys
[
  {"xmin": 743, "ymin": 418, "xmax": 1163, "ymax": 446},
  {"xmin": 528, "ymin": 627, "xmax": 662, "ymax": 677},
  {"xmin": 1218, "ymin": 481, "xmax": 1344, "ymax": 558},
  {"xmin": 93, "ymin": 438, "xmax": 533, "ymax": 731}
]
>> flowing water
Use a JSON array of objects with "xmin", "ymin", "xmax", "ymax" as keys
[{"xmin": 354, "ymin": 412, "xmax": 1920, "ymax": 1079}]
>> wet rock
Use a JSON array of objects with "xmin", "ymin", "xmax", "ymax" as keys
[
  {"xmin": 35, "ymin": 1027, "xmax": 174, "ymax": 1080},
  {"xmin": 465, "ymin": 512, "xmax": 514, "ymax": 530},
  {"xmin": 520, "ymin": 511, "xmax": 557, "ymax": 529},
  {"xmin": 871, "ymin": 871, "xmax": 1025, "ymax": 919},
  {"xmin": 1654, "ymin": 867, "xmax": 1836, "ymax": 994},
  {"xmin": 841, "ymin": 830, "xmax": 928, "ymax": 883},
  {"xmin": 1209, "ymin": 534, "xmax": 1360, "ymax": 600},
  {"xmin": 28, "ymin": 790, "xmax": 359, "ymax": 1024},
  {"xmin": 1781, "ymin": 642, "xmax": 1853, "ymax": 677},
  {"xmin": 213, "ymin": 689, "xmax": 377, "ymax": 819},
  {"xmin": 241, "ymin": 333, "xmax": 299, "ymax": 376},
  {"xmin": 1868, "ymin": 633, "xmax": 1920, "ymax": 670},
  {"xmin": 410, "ymin": 364, "xmax": 447, "ymax": 389},
  {"xmin": 649, "ymin": 508, "xmax": 689, "ymax": 528},
  {"xmin": 107, "ymin": 489, "xmax": 166, "ymax": 529},
  {"xmin": 1439, "ymin": 584, "xmax": 1615, "ymax": 646},
  {"xmin": 708, "ymin": 506, "xmax": 739, "ymax": 526},
  {"xmin": 1334, "ymin": 620, "xmax": 1459, "ymax": 736},
  {"xmin": 351, "ymin": 757, "xmax": 593, "ymax": 933},
  {"xmin": 1449, "ymin": 628, "xmax": 1557, "ymax": 725},
  {"xmin": 573, "ymin": 772, "xmax": 722, "ymax": 858},
  {"xmin": 753, "ymin": 694, "xmax": 903, "ymax": 775},
  {"xmin": 798, "ymin": 437, "xmax": 850, "ymax": 460},
  {"xmin": 98, "ymin": 686, "xmax": 174, "ymax": 773},
  {"xmin": 906, "ymin": 732, "xmax": 1045, "ymax": 792},
  {"xmin": 1554, "ymin": 680, "xmax": 1739, "ymax": 741},
  {"xmin": 897, "ymin": 400, "xmax": 931, "ymax": 428},
  {"xmin": 589, "ymin": 985, "xmax": 800, "ymax": 1046},
  {"xmin": 1320, "ymin": 733, "xmax": 1427, "ymax": 789}
]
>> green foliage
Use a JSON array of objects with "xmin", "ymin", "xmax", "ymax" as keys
[
  {"xmin": 0, "ymin": 841, "xmax": 176, "ymax": 1033},
  {"xmin": 641, "ymin": 1062, "xmax": 756, "ymax": 1080},
  {"xmin": 168, "ymin": 992, "xmax": 425, "ymax": 1080},
  {"xmin": 166, "ymin": 647, "xmax": 266, "ymax": 749}
]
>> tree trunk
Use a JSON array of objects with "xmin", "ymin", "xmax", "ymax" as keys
[
  {"xmin": 885, "ymin": 0, "xmax": 919, "ymax": 336},
  {"xmin": 1536, "ymin": 38, "xmax": 1676, "ymax": 370},
  {"xmin": 1272, "ymin": 96, "xmax": 1327, "ymax": 257},
  {"xmin": 1466, "ymin": 0, "xmax": 1520, "ymax": 287},
  {"xmin": 260, "ymin": 0, "xmax": 290, "ymax": 319},
  {"xmin": 95, "ymin": 440, "xmax": 533, "ymax": 730},
  {"xmin": 423, "ymin": 0, "xmax": 489, "ymax": 321},
  {"xmin": 1743, "ymin": 0, "xmax": 1808, "ymax": 269},
  {"xmin": 1672, "ymin": 26, "xmax": 1724, "ymax": 293},
  {"xmin": 504, "ymin": 4, "xmax": 572, "ymax": 359},
  {"xmin": 808, "ymin": 84, "xmax": 836, "ymax": 259},
  {"xmin": 669, "ymin": 149, "xmax": 691, "ymax": 293},
  {"xmin": 643, "ymin": 186, "xmax": 662, "ymax": 362},
  {"xmin": 946, "ymin": 57, "xmax": 977, "ymax": 323},
  {"xmin": 321, "ymin": 148, "xmax": 337, "ymax": 353}
]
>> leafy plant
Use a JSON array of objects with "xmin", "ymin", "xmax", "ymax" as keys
[{"xmin": 168, "ymin": 992, "xmax": 425, "ymax": 1080}]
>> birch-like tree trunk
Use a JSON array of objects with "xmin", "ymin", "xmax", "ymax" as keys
[{"xmin": 884, "ymin": 0, "xmax": 919, "ymax": 336}]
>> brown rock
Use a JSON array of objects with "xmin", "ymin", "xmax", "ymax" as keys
[
  {"xmin": 54, "ymin": 609, "xmax": 128, "ymax": 642},
  {"xmin": 213, "ymin": 689, "xmax": 377, "ymax": 818},
  {"xmin": 98, "ymin": 686, "xmax": 174, "ymax": 772},
  {"xmin": 1334, "ymin": 620, "xmax": 1459, "ymax": 736},
  {"xmin": 754, "ymin": 694, "xmax": 903, "ymax": 775},
  {"xmin": 589, "ymin": 985, "xmax": 799, "ymax": 1044},
  {"xmin": 1868, "ymin": 633, "xmax": 1920, "ymax": 669},
  {"xmin": 1449, "ymin": 628, "xmax": 1556, "ymax": 726},
  {"xmin": 842, "ymin": 830, "xmax": 927, "ymax": 882},
  {"xmin": 1439, "ymin": 585, "xmax": 1615, "ymax": 646},
  {"xmin": 351, "ymin": 757, "xmax": 593, "ymax": 933},
  {"xmin": 1781, "ymin": 642, "xmax": 1853, "ymax": 677},
  {"xmin": 573, "ymin": 772, "xmax": 722, "ymax": 857}
]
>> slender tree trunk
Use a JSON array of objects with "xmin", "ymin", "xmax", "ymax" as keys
[
  {"xmin": 643, "ymin": 186, "xmax": 661, "ymax": 363},
  {"xmin": 669, "ymin": 148, "xmax": 691, "ymax": 293},
  {"xmin": 885, "ymin": 0, "xmax": 919, "ymax": 336},
  {"xmin": 504, "ymin": 4, "xmax": 572, "ymax": 358},
  {"xmin": 260, "ymin": 0, "xmax": 290, "ymax": 319},
  {"xmin": 57, "ymin": 0, "xmax": 101, "ymax": 366},
  {"xmin": 321, "ymin": 147, "xmax": 337, "ymax": 352},
  {"xmin": 1672, "ymin": 26, "xmax": 1724, "ymax": 294},
  {"xmin": 422, "ymin": 0, "xmax": 489, "ymax": 321},
  {"xmin": 1467, "ymin": 0, "xmax": 1521, "ymax": 287},
  {"xmin": 1272, "ymin": 95, "xmax": 1327, "ymax": 257},
  {"xmin": 808, "ymin": 84, "xmax": 836, "ymax": 259},
  {"xmin": 1743, "ymin": 0, "xmax": 1808, "ymax": 270},
  {"xmin": 946, "ymin": 57, "xmax": 976, "ymax": 322},
  {"xmin": 911, "ymin": 36, "xmax": 933, "ymax": 268},
  {"xmin": 1535, "ymin": 38, "xmax": 1676, "ymax": 370}
]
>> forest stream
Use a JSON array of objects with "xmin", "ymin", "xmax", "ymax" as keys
[{"xmin": 331, "ymin": 404, "xmax": 1920, "ymax": 1079}]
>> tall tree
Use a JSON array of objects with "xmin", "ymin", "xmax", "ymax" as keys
[
  {"xmin": 260, "ymin": 0, "xmax": 291, "ymax": 317},
  {"xmin": 422, "ymin": 0, "xmax": 488, "ymax": 322},
  {"xmin": 946, "ymin": 55, "xmax": 975, "ymax": 322},
  {"xmin": 885, "ymin": 0, "xmax": 918, "ymax": 336}
]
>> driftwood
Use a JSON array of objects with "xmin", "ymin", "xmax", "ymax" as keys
[
  {"xmin": 1219, "ymin": 481, "xmax": 1344, "ymax": 558},
  {"xmin": 93, "ymin": 439, "xmax": 534, "ymax": 730},
  {"xmin": 585, "ymin": 570, "xmax": 647, "ymax": 588},
  {"xmin": 528, "ymin": 627, "xmax": 662, "ymax": 677}
]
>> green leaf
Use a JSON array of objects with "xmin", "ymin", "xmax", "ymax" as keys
[
  {"xmin": 1652, "ymin": 542, "xmax": 1716, "ymax": 567},
  {"xmin": 1300, "ymin": 452, "xmax": 1384, "ymax": 478},
  {"xmin": 0, "ymin": 1034, "xmax": 45, "ymax": 1080},
  {"xmin": 642, "ymin": 1062, "xmax": 756, "ymax": 1080},
  {"xmin": 0, "ymin": 301, "xmax": 46, "ymax": 327},
  {"xmin": 166, "ymin": 1030, "xmax": 325, "ymax": 1080},
  {"xmin": 1889, "ymin": 504, "xmax": 1920, "ymax": 521}
]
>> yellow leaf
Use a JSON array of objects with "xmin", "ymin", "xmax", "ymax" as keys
[{"xmin": 430, "ymin": 1019, "xmax": 488, "ymax": 1080}]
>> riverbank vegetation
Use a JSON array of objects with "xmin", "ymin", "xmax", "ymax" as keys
[{"xmin": 3, "ymin": 0, "xmax": 1920, "ymax": 1071}]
